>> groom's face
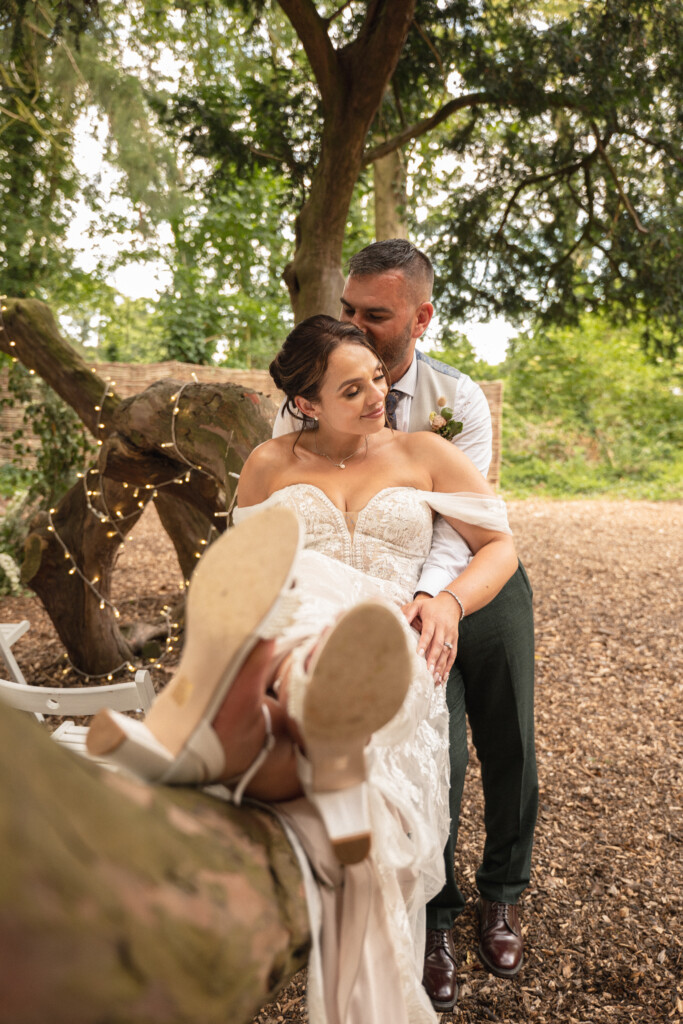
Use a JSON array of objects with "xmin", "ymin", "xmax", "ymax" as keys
[{"xmin": 340, "ymin": 271, "xmax": 432, "ymax": 383}]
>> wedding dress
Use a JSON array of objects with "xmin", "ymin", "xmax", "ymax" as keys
[{"xmin": 233, "ymin": 485, "xmax": 510, "ymax": 1024}]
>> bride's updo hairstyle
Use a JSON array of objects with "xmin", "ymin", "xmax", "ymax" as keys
[{"xmin": 270, "ymin": 315, "xmax": 385, "ymax": 428}]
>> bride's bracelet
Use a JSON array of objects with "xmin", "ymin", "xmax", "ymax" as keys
[{"xmin": 439, "ymin": 587, "xmax": 466, "ymax": 622}]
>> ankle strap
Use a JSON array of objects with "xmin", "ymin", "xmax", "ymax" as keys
[{"xmin": 231, "ymin": 704, "xmax": 276, "ymax": 806}]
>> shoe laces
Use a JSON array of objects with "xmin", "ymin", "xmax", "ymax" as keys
[
  {"xmin": 426, "ymin": 929, "xmax": 452, "ymax": 956},
  {"xmin": 492, "ymin": 901, "xmax": 510, "ymax": 923},
  {"xmin": 484, "ymin": 901, "xmax": 517, "ymax": 935}
]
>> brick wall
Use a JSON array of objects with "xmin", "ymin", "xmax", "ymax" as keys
[{"xmin": 1, "ymin": 361, "xmax": 502, "ymax": 486}]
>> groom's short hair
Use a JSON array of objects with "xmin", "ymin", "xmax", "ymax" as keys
[{"xmin": 347, "ymin": 239, "xmax": 434, "ymax": 297}]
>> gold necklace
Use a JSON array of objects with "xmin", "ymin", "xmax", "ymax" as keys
[{"xmin": 313, "ymin": 435, "xmax": 368, "ymax": 469}]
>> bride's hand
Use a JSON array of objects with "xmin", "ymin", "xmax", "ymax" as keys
[{"xmin": 401, "ymin": 592, "xmax": 459, "ymax": 685}]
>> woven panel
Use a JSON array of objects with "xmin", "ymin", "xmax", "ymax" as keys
[
  {"xmin": 478, "ymin": 380, "xmax": 503, "ymax": 488},
  {"xmin": 0, "ymin": 362, "xmax": 502, "ymax": 486}
]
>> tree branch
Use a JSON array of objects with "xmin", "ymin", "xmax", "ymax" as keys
[
  {"xmin": 362, "ymin": 91, "xmax": 492, "ymax": 166},
  {"xmin": 0, "ymin": 298, "xmax": 120, "ymax": 436},
  {"xmin": 493, "ymin": 152, "xmax": 599, "ymax": 242},
  {"xmin": 546, "ymin": 222, "xmax": 593, "ymax": 277},
  {"xmin": 621, "ymin": 127, "xmax": 683, "ymax": 168},
  {"xmin": 346, "ymin": 0, "xmax": 415, "ymax": 87},
  {"xmin": 411, "ymin": 18, "xmax": 446, "ymax": 79},
  {"xmin": 591, "ymin": 123, "xmax": 649, "ymax": 235},
  {"xmin": 323, "ymin": 0, "xmax": 355, "ymax": 24},
  {"xmin": 276, "ymin": 0, "xmax": 339, "ymax": 108}
]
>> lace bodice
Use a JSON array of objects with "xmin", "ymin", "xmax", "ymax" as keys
[{"xmin": 234, "ymin": 484, "xmax": 509, "ymax": 604}]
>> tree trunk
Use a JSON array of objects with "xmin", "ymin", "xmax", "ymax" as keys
[
  {"xmin": 0, "ymin": 297, "xmax": 120, "ymax": 432},
  {"xmin": 279, "ymin": 0, "xmax": 417, "ymax": 322},
  {"xmin": 21, "ymin": 474, "xmax": 143, "ymax": 674},
  {"xmin": 373, "ymin": 149, "xmax": 408, "ymax": 240},
  {"xmin": 282, "ymin": 134, "xmax": 358, "ymax": 322},
  {"xmin": 0, "ymin": 703, "xmax": 310, "ymax": 1024}
]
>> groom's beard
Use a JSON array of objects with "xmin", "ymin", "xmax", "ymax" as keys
[{"xmin": 360, "ymin": 321, "xmax": 414, "ymax": 380}]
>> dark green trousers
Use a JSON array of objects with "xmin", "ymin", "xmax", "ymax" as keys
[{"xmin": 426, "ymin": 562, "xmax": 538, "ymax": 930}]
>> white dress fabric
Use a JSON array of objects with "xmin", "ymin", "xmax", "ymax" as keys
[{"xmin": 233, "ymin": 486, "xmax": 510, "ymax": 1024}]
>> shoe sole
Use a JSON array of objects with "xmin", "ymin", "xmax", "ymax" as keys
[
  {"xmin": 429, "ymin": 991, "xmax": 459, "ymax": 1012},
  {"xmin": 87, "ymin": 506, "xmax": 301, "ymax": 762},
  {"xmin": 302, "ymin": 602, "xmax": 411, "ymax": 863}
]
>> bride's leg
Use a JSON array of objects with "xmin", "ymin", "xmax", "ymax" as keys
[
  {"xmin": 86, "ymin": 507, "xmax": 412, "ymax": 844},
  {"xmin": 208, "ymin": 641, "xmax": 302, "ymax": 801}
]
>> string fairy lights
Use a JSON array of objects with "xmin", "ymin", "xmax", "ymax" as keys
[
  {"xmin": 0, "ymin": 297, "xmax": 18, "ymax": 366},
  {"xmin": 0, "ymin": 316, "xmax": 240, "ymax": 682}
]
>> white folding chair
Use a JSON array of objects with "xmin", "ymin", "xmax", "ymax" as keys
[
  {"xmin": 0, "ymin": 619, "xmax": 155, "ymax": 764},
  {"xmin": 0, "ymin": 620, "xmax": 31, "ymax": 684}
]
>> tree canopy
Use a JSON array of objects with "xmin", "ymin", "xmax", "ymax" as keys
[{"xmin": 1, "ymin": 0, "xmax": 682, "ymax": 364}]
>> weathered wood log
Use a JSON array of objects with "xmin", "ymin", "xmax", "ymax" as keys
[
  {"xmin": 0, "ymin": 297, "xmax": 121, "ymax": 433},
  {"xmin": 0, "ymin": 703, "xmax": 310, "ymax": 1024},
  {"xmin": 21, "ymin": 472, "xmax": 144, "ymax": 673},
  {"xmin": 0, "ymin": 298, "xmax": 278, "ymax": 673}
]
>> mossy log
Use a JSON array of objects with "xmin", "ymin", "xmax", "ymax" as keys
[
  {"xmin": 0, "ymin": 298, "xmax": 277, "ymax": 673},
  {"xmin": 0, "ymin": 703, "xmax": 310, "ymax": 1024}
]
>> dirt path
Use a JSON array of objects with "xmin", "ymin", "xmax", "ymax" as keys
[{"xmin": 2, "ymin": 499, "xmax": 681, "ymax": 1023}]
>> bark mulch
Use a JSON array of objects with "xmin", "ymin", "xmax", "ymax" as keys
[{"xmin": 1, "ymin": 499, "xmax": 681, "ymax": 1023}]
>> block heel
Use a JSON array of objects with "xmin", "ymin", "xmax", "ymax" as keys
[{"xmin": 290, "ymin": 602, "xmax": 411, "ymax": 863}]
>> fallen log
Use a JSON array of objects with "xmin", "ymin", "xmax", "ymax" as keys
[{"xmin": 0, "ymin": 704, "xmax": 310, "ymax": 1024}]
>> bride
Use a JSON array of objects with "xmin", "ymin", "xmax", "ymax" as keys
[{"xmin": 87, "ymin": 315, "xmax": 517, "ymax": 1024}]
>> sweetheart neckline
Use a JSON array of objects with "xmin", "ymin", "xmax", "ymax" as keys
[
  {"xmin": 264, "ymin": 483, "xmax": 421, "ymax": 517},
  {"xmin": 235, "ymin": 485, "xmax": 509, "ymax": 533}
]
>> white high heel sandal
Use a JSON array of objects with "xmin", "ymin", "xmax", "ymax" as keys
[
  {"xmin": 86, "ymin": 506, "xmax": 301, "ymax": 790},
  {"xmin": 287, "ymin": 602, "xmax": 411, "ymax": 865}
]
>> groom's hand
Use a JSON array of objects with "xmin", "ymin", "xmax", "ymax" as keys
[{"xmin": 401, "ymin": 591, "xmax": 459, "ymax": 685}]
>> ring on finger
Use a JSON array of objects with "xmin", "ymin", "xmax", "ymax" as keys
[{"xmin": 443, "ymin": 641, "xmax": 453, "ymax": 650}]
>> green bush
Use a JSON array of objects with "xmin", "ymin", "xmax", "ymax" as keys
[
  {"xmin": 501, "ymin": 319, "xmax": 682, "ymax": 498},
  {"xmin": 432, "ymin": 315, "xmax": 682, "ymax": 499},
  {"xmin": 1, "ymin": 356, "xmax": 96, "ymax": 569}
]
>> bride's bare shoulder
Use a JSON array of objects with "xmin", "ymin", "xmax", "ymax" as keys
[
  {"xmin": 239, "ymin": 434, "xmax": 303, "ymax": 504},
  {"xmin": 397, "ymin": 429, "xmax": 445, "ymax": 455},
  {"xmin": 245, "ymin": 434, "xmax": 295, "ymax": 465}
]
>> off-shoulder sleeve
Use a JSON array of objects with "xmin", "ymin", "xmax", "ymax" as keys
[
  {"xmin": 418, "ymin": 491, "xmax": 511, "ymax": 534},
  {"xmin": 233, "ymin": 492, "xmax": 281, "ymax": 524}
]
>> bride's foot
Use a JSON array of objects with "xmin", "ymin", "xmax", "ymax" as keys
[
  {"xmin": 288, "ymin": 602, "xmax": 411, "ymax": 865},
  {"xmin": 86, "ymin": 506, "xmax": 301, "ymax": 786}
]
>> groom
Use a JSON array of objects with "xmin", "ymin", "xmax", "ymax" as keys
[{"xmin": 274, "ymin": 239, "xmax": 537, "ymax": 1013}]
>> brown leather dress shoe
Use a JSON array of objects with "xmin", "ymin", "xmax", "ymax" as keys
[
  {"xmin": 423, "ymin": 927, "xmax": 458, "ymax": 1011},
  {"xmin": 477, "ymin": 898, "xmax": 524, "ymax": 978}
]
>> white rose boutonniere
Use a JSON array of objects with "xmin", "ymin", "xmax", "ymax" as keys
[{"xmin": 429, "ymin": 396, "xmax": 463, "ymax": 440}]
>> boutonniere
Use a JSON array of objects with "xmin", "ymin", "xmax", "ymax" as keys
[{"xmin": 429, "ymin": 397, "xmax": 463, "ymax": 440}]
